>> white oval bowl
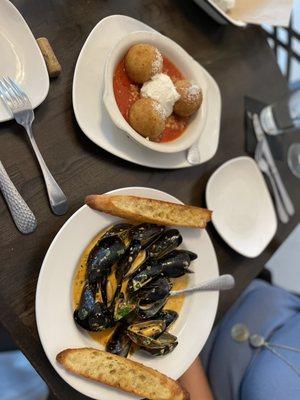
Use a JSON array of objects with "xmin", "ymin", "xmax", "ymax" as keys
[{"xmin": 103, "ymin": 31, "xmax": 208, "ymax": 153}]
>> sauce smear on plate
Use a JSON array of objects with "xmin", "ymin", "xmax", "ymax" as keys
[{"xmin": 113, "ymin": 57, "xmax": 189, "ymax": 143}]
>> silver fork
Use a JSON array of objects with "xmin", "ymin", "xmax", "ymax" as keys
[
  {"xmin": 255, "ymin": 141, "xmax": 289, "ymax": 223},
  {"xmin": 0, "ymin": 77, "xmax": 68, "ymax": 215}
]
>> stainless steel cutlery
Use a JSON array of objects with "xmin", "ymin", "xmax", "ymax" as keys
[
  {"xmin": 0, "ymin": 77, "xmax": 68, "ymax": 216},
  {"xmin": 0, "ymin": 161, "xmax": 37, "ymax": 234},
  {"xmin": 251, "ymin": 112, "xmax": 294, "ymax": 223},
  {"xmin": 170, "ymin": 274, "xmax": 235, "ymax": 297}
]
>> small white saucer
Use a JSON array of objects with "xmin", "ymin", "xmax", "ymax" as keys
[{"xmin": 206, "ymin": 156, "xmax": 277, "ymax": 258}]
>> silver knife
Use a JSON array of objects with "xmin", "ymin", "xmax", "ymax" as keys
[
  {"xmin": 252, "ymin": 113, "xmax": 295, "ymax": 217},
  {"xmin": 0, "ymin": 161, "xmax": 37, "ymax": 234}
]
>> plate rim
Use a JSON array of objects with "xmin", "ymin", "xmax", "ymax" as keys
[
  {"xmin": 206, "ymin": 156, "xmax": 277, "ymax": 257},
  {"xmin": 36, "ymin": 186, "xmax": 219, "ymax": 400},
  {"xmin": 0, "ymin": 0, "xmax": 49, "ymax": 122},
  {"xmin": 72, "ymin": 14, "xmax": 221, "ymax": 169}
]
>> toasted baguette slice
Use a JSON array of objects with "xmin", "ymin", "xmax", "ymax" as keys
[
  {"xmin": 85, "ymin": 195, "xmax": 211, "ymax": 228},
  {"xmin": 57, "ymin": 348, "xmax": 189, "ymax": 400}
]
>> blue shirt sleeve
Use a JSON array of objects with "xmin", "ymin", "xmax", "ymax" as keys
[{"xmin": 200, "ymin": 279, "xmax": 300, "ymax": 400}]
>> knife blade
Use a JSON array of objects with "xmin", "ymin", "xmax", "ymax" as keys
[{"xmin": 252, "ymin": 113, "xmax": 295, "ymax": 217}]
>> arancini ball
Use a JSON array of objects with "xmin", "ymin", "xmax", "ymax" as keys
[
  {"xmin": 128, "ymin": 98, "xmax": 166, "ymax": 141},
  {"xmin": 125, "ymin": 44, "xmax": 163, "ymax": 84},
  {"xmin": 173, "ymin": 80, "xmax": 203, "ymax": 117}
]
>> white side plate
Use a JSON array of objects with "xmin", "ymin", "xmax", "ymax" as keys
[
  {"xmin": 0, "ymin": 0, "xmax": 49, "ymax": 122},
  {"xmin": 36, "ymin": 186, "xmax": 219, "ymax": 400},
  {"xmin": 206, "ymin": 156, "xmax": 277, "ymax": 258},
  {"xmin": 193, "ymin": 0, "xmax": 246, "ymax": 26},
  {"xmin": 73, "ymin": 15, "xmax": 221, "ymax": 169}
]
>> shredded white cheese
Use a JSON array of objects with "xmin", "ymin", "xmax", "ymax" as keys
[{"xmin": 141, "ymin": 73, "xmax": 180, "ymax": 117}]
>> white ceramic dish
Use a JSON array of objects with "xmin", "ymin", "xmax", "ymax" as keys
[
  {"xmin": 0, "ymin": 0, "xmax": 49, "ymax": 122},
  {"xmin": 103, "ymin": 31, "xmax": 207, "ymax": 154},
  {"xmin": 73, "ymin": 15, "xmax": 221, "ymax": 168},
  {"xmin": 36, "ymin": 186, "xmax": 219, "ymax": 400},
  {"xmin": 193, "ymin": 0, "xmax": 246, "ymax": 26},
  {"xmin": 206, "ymin": 156, "xmax": 277, "ymax": 258}
]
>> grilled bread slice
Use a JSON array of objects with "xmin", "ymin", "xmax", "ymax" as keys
[
  {"xmin": 56, "ymin": 348, "xmax": 189, "ymax": 400},
  {"xmin": 85, "ymin": 195, "xmax": 211, "ymax": 228}
]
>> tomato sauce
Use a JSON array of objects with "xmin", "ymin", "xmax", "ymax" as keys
[{"xmin": 113, "ymin": 56, "xmax": 189, "ymax": 143}]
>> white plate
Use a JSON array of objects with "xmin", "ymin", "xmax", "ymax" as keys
[
  {"xmin": 0, "ymin": 0, "xmax": 49, "ymax": 122},
  {"xmin": 206, "ymin": 157, "xmax": 277, "ymax": 258},
  {"xmin": 73, "ymin": 15, "xmax": 221, "ymax": 169},
  {"xmin": 36, "ymin": 187, "xmax": 219, "ymax": 400},
  {"xmin": 193, "ymin": 0, "xmax": 246, "ymax": 26}
]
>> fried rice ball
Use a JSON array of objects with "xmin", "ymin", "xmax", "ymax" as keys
[
  {"xmin": 128, "ymin": 98, "xmax": 166, "ymax": 141},
  {"xmin": 173, "ymin": 80, "xmax": 203, "ymax": 117},
  {"xmin": 125, "ymin": 44, "xmax": 163, "ymax": 84}
]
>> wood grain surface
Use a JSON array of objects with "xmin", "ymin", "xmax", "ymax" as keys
[{"xmin": 0, "ymin": 1, "xmax": 299, "ymax": 399}]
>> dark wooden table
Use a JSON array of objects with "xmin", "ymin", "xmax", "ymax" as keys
[{"xmin": 0, "ymin": 0, "xmax": 299, "ymax": 399}]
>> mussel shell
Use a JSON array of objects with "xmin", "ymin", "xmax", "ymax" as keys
[
  {"xmin": 127, "ymin": 320, "xmax": 166, "ymax": 338},
  {"xmin": 73, "ymin": 309, "xmax": 90, "ymax": 330},
  {"xmin": 75, "ymin": 282, "xmax": 96, "ymax": 320},
  {"xmin": 102, "ymin": 223, "xmax": 133, "ymax": 241},
  {"xmin": 116, "ymin": 240, "xmax": 142, "ymax": 282},
  {"xmin": 146, "ymin": 229, "xmax": 182, "ymax": 259},
  {"xmin": 114, "ymin": 293, "xmax": 136, "ymax": 321},
  {"xmin": 127, "ymin": 331, "xmax": 177, "ymax": 354},
  {"xmin": 130, "ymin": 223, "xmax": 165, "ymax": 247},
  {"xmin": 177, "ymin": 249, "xmax": 198, "ymax": 261},
  {"xmin": 140, "ymin": 341, "xmax": 178, "ymax": 356},
  {"xmin": 87, "ymin": 236, "xmax": 126, "ymax": 284},
  {"xmin": 137, "ymin": 276, "xmax": 172, "ymax": 305},
  {"xmin": 137, "ymin": 298, "xmax": 167, "ymax": 319},
  {"xmin": 158, "ymin": 251, "xmax": 193, "ymax": 278},
  {"xmin": 155, "ymin": 310, "xmax": 178, "ymax": 328},
  {"xmin": 128, "ymin": 259, "xmax": 162, "ymax": 292},
  {"xmin": 88, "ymin": 302, "xmax": 114, "ymax": 332},
  {"xmin": 123, "ymin": 249, "xmax": 147, "ymax": 280},
  {"xmin": 106, "ymin": 323, "xmax": 131, "ymax": 357}
]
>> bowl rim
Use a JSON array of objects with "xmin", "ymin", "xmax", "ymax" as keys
[{"xmin": 103, "ymin": 30, "xmax": 209, "ymax": 154}]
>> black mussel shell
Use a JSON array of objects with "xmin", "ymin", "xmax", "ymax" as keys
[
  {"xmin": 116, "ymin": 240, "xmax": 142, "ymax": 283},
  {"xmin": 127, "ymin": 331, "xmax": 178, "ymax": 356},
  {"xmin": 137, "ymin": 298, "xmax": 167, "ymax": 319},
  {"xmin": 106, "ymin": 323, "xmax": 131, "ymax": 357},
  {"xmin": 73, "ymin": 309, "xmax": 90, "ymax": 330},
  {"xmin": 88, "ymin": 302, "xmax": 114, "ymax": 332},
  {"xmin": 173, "ymin": 249, "xmax": 198, "ymax": 261},
  {"xmin": 159, "ymin": 251, "xmax": 193, "ymax": 278},
  {"xmin": 155, "ymin": 310, "xmax": 178, "ymax": 328},
  {"xmin": 75, "ymin": 281, "xmax": 96, "ymax": 320},
  {"xmin": 146, "ymin": 229, "xmax": 182, "ymax": 259},
  {"xmin": 128, "ymin": 259, "xmax": 162, "ymax": 293},
  {"xmin": 136, "ymin": 276, "xmax": 172, "ymax": 305},
  {"xmin": 140, "ymin": 341, "xmax": 178, "ymax": 356},
  {"xmin": 130, "ymin": 224, "xmax": 165, "ymax": 247},
  {"xmin": 87, "ymin": 236, "xmax": 126, "ymax": 284},
  {"xmin": 127, "ymin": 320, "xmax": 166, "ymax": 338},
  {"xmin": 102, "ymin": 223, "xmax": 133, "ymax": 241}
]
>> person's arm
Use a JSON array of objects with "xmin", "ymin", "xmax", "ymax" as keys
[{"xmin": 179, "ymin": 357, "xmax": 214, "ymax": 400}]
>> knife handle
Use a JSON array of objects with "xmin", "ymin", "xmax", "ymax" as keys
[
  {"xmin": 269, "ymin": 165, "xmax": 295, "ymax": 216},
  {"xmin": 0, "ymin": 161, "xmax": 37, "ymax": 234}
]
